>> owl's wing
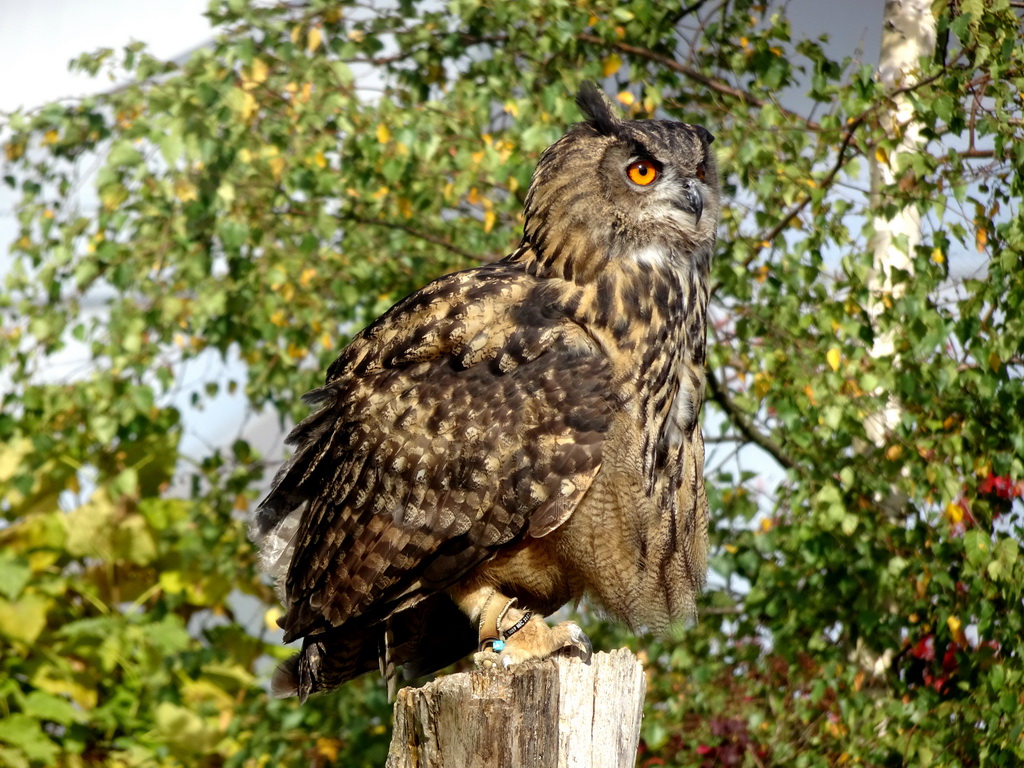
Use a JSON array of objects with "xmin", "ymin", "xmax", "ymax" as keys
[{"xmin": 252, "ymin": 263, "xmax": 614, "ymax": 642}]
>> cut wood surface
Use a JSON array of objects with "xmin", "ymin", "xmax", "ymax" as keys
[{"xmin": 386, "ymin": 648, "xmax": 646, "ymax": 768}]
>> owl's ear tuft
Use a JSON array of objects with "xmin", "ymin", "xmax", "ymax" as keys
[
  {"xmin": 575, "ymin": 82, "xmax": 619, "ymax": 136},
  {"xmin": 693, "ymin": 125, "xmax": 715, "ymax": 146}
]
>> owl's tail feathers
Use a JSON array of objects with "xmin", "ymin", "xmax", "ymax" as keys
[
  {"xmin": 268, "ymin": 595, "xmax": 478, "ymax": 701},
  {"xmin": 270, "ymin": 622, "xmax": 380, "ymax": 702},
  {"xmin": 269, "ymin": 654, "xmax": 302, "ymax": 699}
]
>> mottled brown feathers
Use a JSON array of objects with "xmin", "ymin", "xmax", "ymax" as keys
[{"xmin": 251, "ymin": 83, "xmax": 720, "ymax": 699}]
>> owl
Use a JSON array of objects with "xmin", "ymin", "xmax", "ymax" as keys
[{"xmin": 251, "ymin": 83, "xmax": 719, "ymax": 700}]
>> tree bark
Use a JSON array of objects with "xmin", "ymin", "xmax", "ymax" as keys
[{"xmin": 385, "ymin": 649, "xmax": 646, "ymax": 768}]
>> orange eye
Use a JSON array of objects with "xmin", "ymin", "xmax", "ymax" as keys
[
  {"xmin": 696, "ymin": 162, "xmax": 706, "ymax": 182},
  {"xmin": 627, "ymin": 160, "xmax": 658, "ymax": 186}
]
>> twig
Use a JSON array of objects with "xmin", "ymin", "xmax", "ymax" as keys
[
  {"xmin": 347, "ymin": 215, "xmax": 499, "ymax": 263},
  {"xmin": 705, "ymin": 370, "xmax": 798, "ymax": 471}
]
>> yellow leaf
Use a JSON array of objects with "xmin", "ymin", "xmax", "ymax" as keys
[
  {"xmin": 503, "ymin": 100, "xmax": 519, "ymax": 118},
  {"xmin": 42, "ymin": 129, "xmax": 60, "ymax": 146},
  {"xmin": 287, "ymin": 343, "xmax": 307, "ymax": 360},
  {"xmin": 483, "ymin": 209, "xmax": 496, "ymax": 233},
  {"xmin": 945, "ymin": 502, "xmax": 963, "ymax": 525},
  {"xmin": 931, "ymin": 247, "xmax": 945, "ymax": 264},
  {"xmin": 268, "ymin": 156, "xmax": 286, "ymax": 181},
  {"xmin": 376, "ymin": 123, "xmax": 391, "ymax": 144},
  {"xmin": 753, "ymin": 371, "xmax": 771, "ymax": 399},
  {"xmin": 5, "ymin": 141, "xmax": 25, "ymax": 161},
  {"xmin": 602, "ymin": 53, "xmax": 622, "ymax": 77},
  {"xmin": 724, "ymin": 544, "xmax": 738, "ymax": 554},
  {"xmin": 299, "ymin": 267, "xmax": 317, "ymax": 287},
  {"xmin": 616, "ymin": 91, "xmax": 635, "ymax": 106},
  {"xmin": 290, "ymin": 25, "xmax": 301, "ymax": 45},
  {"xmin": 312, "ymin": 150, "xmax": 327, "ymax": 168},
  {"xmin": 466, "ymin": 187, "xmax": 482, "ymax": 206},
  {"xmin": 372, "ymin": 185, "xmax": 389, "ymax": 201},
  {"xmin": 170, "ymin": 178, "xmax": 196, "ymax": 203},
  {"xmin": 759, "ymin": 517, "xmax": 773, "ymax": 533},
  {"xmin": 886, "ymin": 444, "xmax": 903, "ymax": 461},
  {"xmin": 875, "ymin": 146, "xmax": 889, "ymax": 167},
  {"xmin": 976, "ymin": 226, "xmax": 987, "ymax": 252},
  {"xmin": 307, "ymin": 27, "xmax": 323, "ymax": 53},
  {"xmin": 397, "ymin": 197, "xmax": 413, "ymax": 219},
  {"xmin": 316, "ymin": 738, "xmax": 341, "ymax": 762},
  {"xmin": 320, "ymin": 331, "xmax": 334, "ymax": 350},
  {"xmin": 947, "ymin": 615, "xmax": 964, "ymax": 644},
  {"xmin": 988, "ymin": 350, "xmax": 1000, "ymax": 372},
  {"xmin": 826, "ymin": 347, "xmax": 841, "ymax": 372},
  {"xmin": 250, "ymin": 57, "xmax": 269, "ymax": 85},
  {"xmin": 240, "ymin": 90, "xmax": 257, "ymax": 120}
]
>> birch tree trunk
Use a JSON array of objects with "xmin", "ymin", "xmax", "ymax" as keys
[
  {"xmin": 850, "ymin": 0, "xmax": 939, "ymax": 683},
  {"xmin": 864, "ymin": 0, "xmax": 938, "ymax": 446}
]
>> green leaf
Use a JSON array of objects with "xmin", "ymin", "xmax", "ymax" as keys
[
  {"xmin": 21, "ymin": 691, "xmax": 84, "ymax": 726},
  {"xmin": 0, "ymin": 553, "xmax": 31, "ymax": 600},
  {"xmin": 0, "ymin": 715, "xmax": 58, "ymax": 764},
  {"xmin": 0, "ymin": 594, "xmax": 50, "ymax": 644}
]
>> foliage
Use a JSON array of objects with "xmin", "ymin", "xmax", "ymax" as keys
[{"xmin": 2, "ymin": 0, "xmax": 1023, "ymax": 765}]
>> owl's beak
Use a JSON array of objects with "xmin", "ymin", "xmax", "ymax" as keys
[{"xmin": 677, "ymin": 180, "xmax": 704, "ymax": 226}]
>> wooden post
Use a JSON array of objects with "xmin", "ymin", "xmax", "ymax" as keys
[{"xmin": 386, "ymin": 648, "xmax": 645, "ymax": 768}]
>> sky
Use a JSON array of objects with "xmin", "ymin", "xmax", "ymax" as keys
[{"xmin": 0, "ymin": 0, "xmax": 212, "ymax": 112}]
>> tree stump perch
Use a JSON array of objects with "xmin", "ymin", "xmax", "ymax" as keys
[{"xmin": 386, "ymin": 649, "xmax": 646, "ymax": 768}]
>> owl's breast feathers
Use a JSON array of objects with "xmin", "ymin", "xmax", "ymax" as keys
[{"xmin": 252, "ymin": 248, "xmax": 702, "ymax": 644}]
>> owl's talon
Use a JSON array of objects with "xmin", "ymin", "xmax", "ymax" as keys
[{"xmin": 565, "ymin": 622, "xmax": 593, "ymax": 662}]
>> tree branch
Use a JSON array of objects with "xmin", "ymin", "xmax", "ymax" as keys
[
  {"xmin": 576, "ymin": 33, "xmax": 826, "ymax": 136},
  {"xmin": 705, "ymin": 369, "xmax": 799, "ymax": 471},
  {"xmin": 347, "ymin": 215, "xmax": 501, "ymax": 263}
]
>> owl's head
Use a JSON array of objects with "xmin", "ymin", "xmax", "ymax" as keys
[{"xmin": 521, "ymin": 83, "xmax": 719, "ymax": 281}]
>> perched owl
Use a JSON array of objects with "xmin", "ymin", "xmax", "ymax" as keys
[{"xmin": 251, "ymin": 83, "xmax": 719, "ymax": 700}]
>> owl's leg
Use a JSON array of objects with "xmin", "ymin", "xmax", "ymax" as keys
[{"xmin": 452, "ymin": 585, "xmax": 592, "ymax": 670}]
